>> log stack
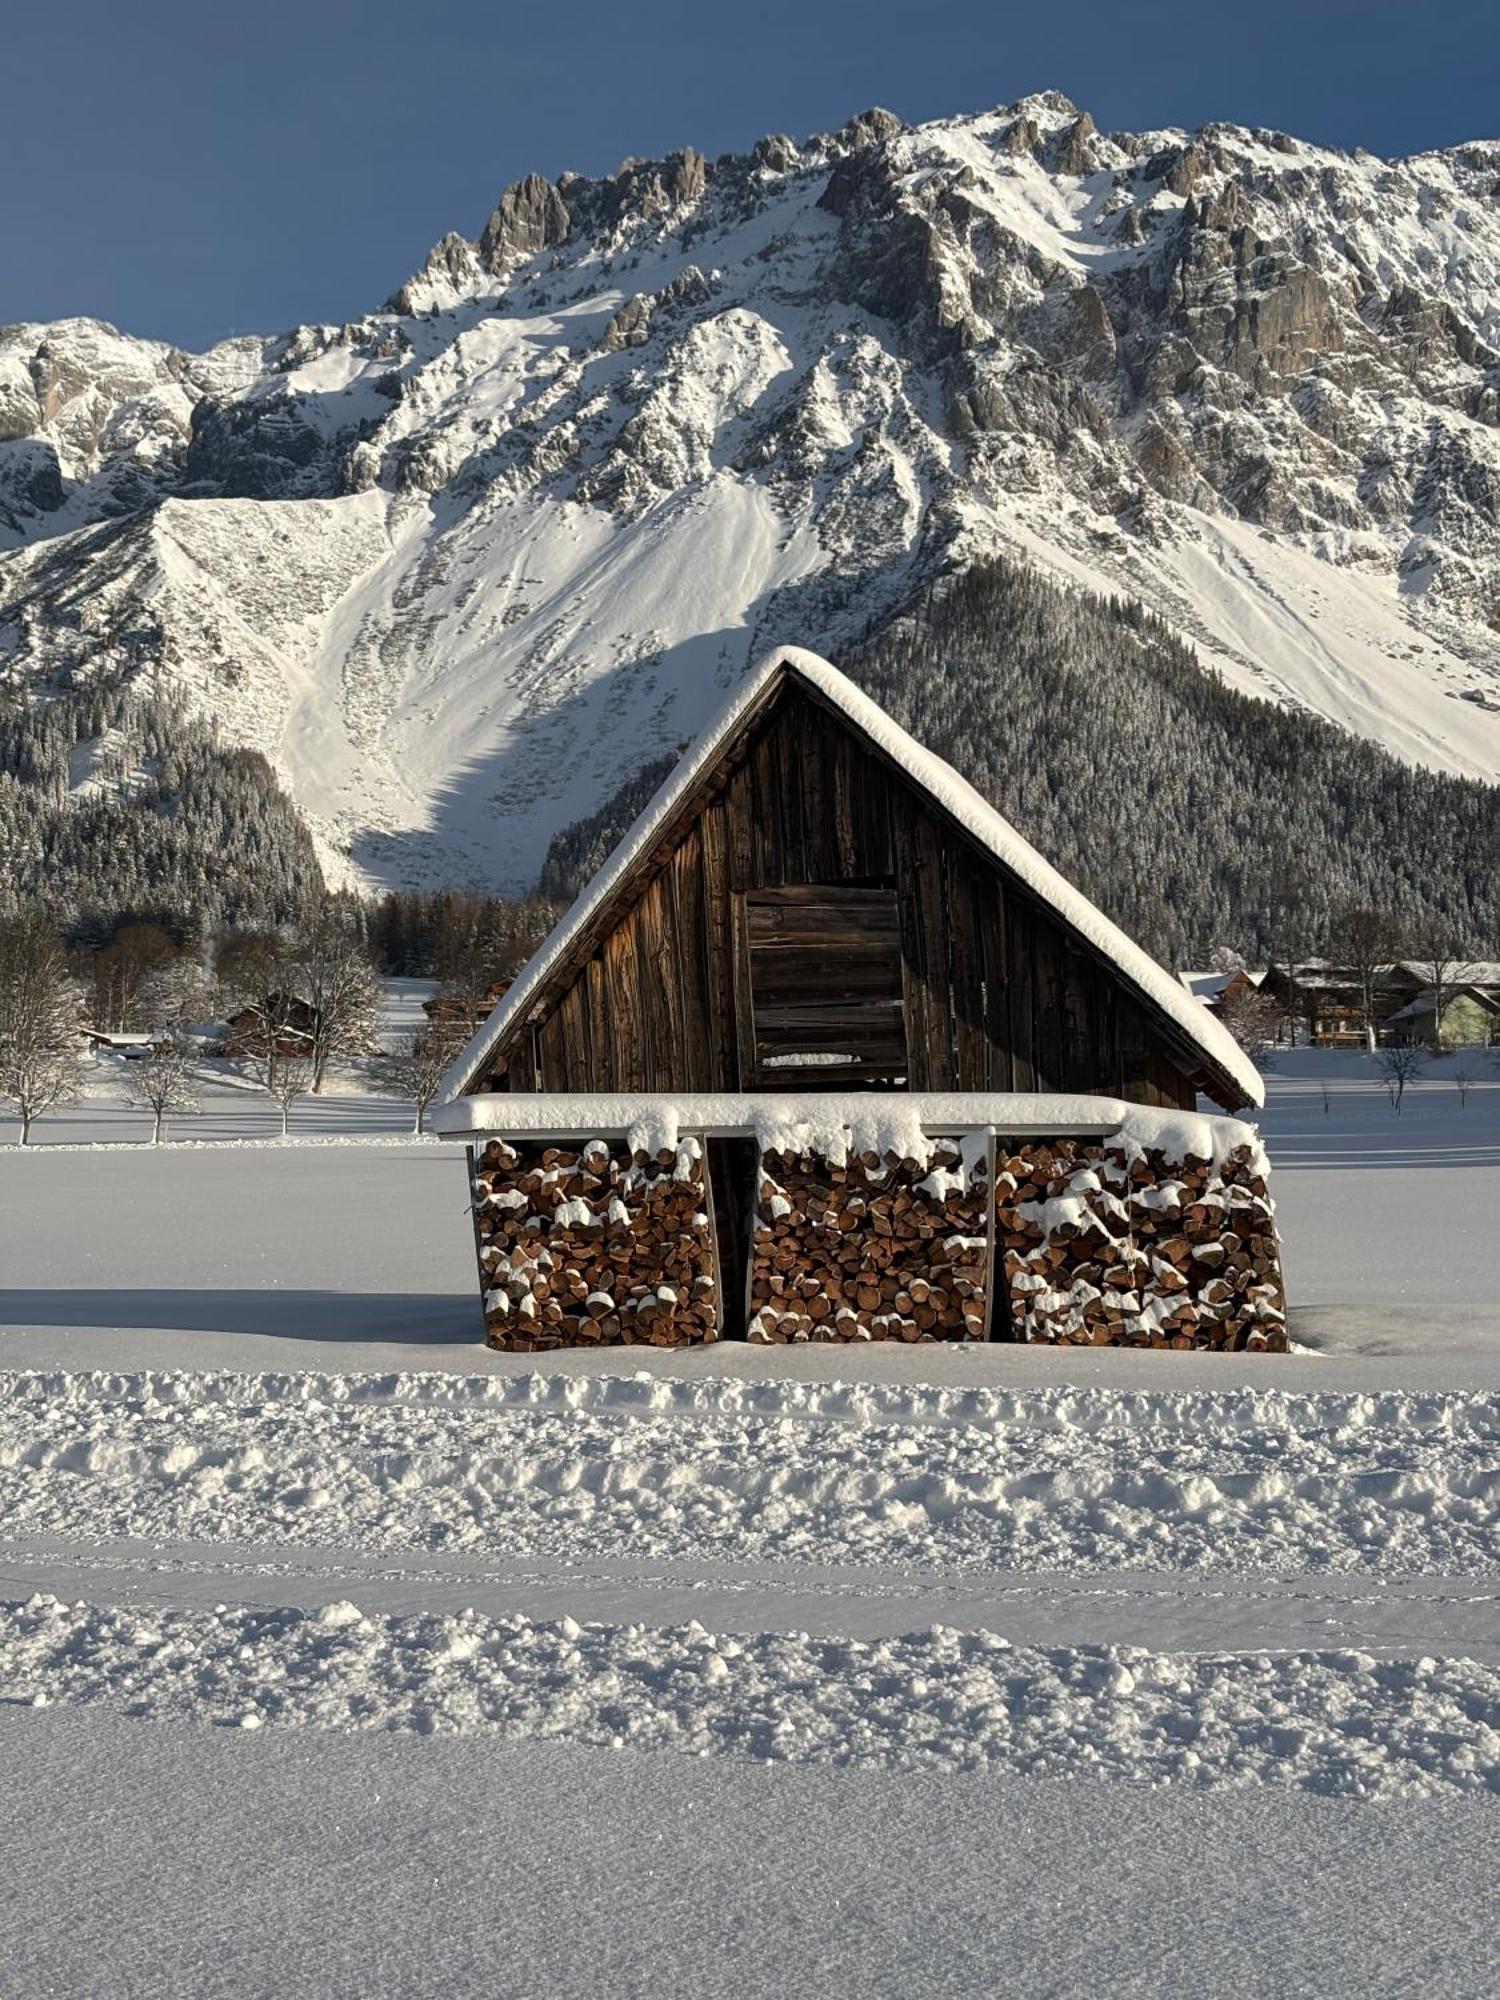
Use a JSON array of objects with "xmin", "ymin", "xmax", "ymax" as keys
[
  {"xmin": 994, "ymin": 1137, "xmax": 1286, "ymax": 1351},
  {"xmin": 748, "ymin": 1141, "xmax": 989, "ymax": 1343},
  {"xmin": 471, "ymin": 1136, "xmax": 719, "ymax": 1351}
]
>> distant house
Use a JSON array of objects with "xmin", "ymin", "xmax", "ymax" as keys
[
  {"xmin": 423, "ymin": 979, "xmax": 512, "ymax": 1026},
  {"xmin": 1258, "ymin": 958, "xmax": 1500, "ymax": 1047},
  {"xmin": 222, "ymin": 996, "xmax": 318, "ymax": 1060},
  {"xmin": 1177, "ymin": 968, "xmax": 1263, "ymax": 1017},
  {"xmin": 83, "ymin": 1029, "xmax": 158, "ymax": 1060},
  {"xmin": 1385, "ymin": 984, "xmax": 1500, "ymax": 1050},
  {"xmin": 1380, "ymin": 961, "xmax": 1500, "ymax": 1022}
]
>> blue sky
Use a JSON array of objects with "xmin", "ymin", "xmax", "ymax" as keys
[{"xmin": 6, "ymin": 0, "xmax": 1495, "ymax": 349}]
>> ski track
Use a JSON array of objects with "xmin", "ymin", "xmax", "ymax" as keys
[{"xmin": 0, "ymin": 1368, "xmax": 1496, "ymax": 1577}]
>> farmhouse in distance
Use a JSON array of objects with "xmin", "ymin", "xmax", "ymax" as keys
[{"xmin": 435, "ymin": 648, "xmax": 1283, "ymax": 1354}]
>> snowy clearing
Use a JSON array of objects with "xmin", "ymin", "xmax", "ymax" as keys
[
  {"xmin": 0, "ymin": 1046, "xmax": 1496, "ymax": 1993},
  {"xmin": 4, "ymin": 1714, "xmax": 1494, "ymax": 2000}
]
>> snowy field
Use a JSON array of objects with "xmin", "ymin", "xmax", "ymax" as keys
[{"xmin": 0, "ymin": 1050, "xmax": 1497, "ymax": 1993}]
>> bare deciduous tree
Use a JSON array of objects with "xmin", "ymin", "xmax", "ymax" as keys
[
  {"xmin": 267, "ymin": 1055, "xmax": 314, "ymax": 1137},
  {"xmin": 290, "ymin": 903, "xmax": 381, "ymax": 1093},
  {"xmin": 0, "ymin": 910, "xmax": 86, "ymax": 1144},
  {"xmin": 374, "ymin": 1022, "xmax": 467, "ymax": 1134},
  {"xmin": 1326, "ymin": 904, "xmax": 1402, "ymax": 1050},
  {"xmin": 1218, "ymin": 985, "xmax": 1282, "ymax": 1071},
  {"xmin": 121, "ymin": 1031, "xmax": 201, "ymax": 1144},
  {"xmin": 85, "ymin": 921, "xmax": 179, "ymax": 1031},
  {"xmin": 1450, "ymin": 1059, "xmax": 1478, "ymax": 1109},
  {"xmin": 139, "ymin": 954, "xmax": 215, "ymax": 1032},
  {"xmin": 215, "ymin": 929, "xmax": 300, "ymax": 1088},
  {"xmin": 1374, "ymin": 1042, "xmax": 1428, "ymax": 1113},
  {"xmin": 1404, "ymin": 924, "xmax": 1474, "ymax": 1053},
  {"xmin": 1262, "ymin": 868, "xmax": 1324, "ymax": 1048}
]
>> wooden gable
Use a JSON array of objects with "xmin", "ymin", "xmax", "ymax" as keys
[{"xmin": 470, "ymin": 671, "xmax": 1244, "ymax": 1110}]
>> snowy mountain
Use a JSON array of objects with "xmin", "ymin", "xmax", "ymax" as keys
[{"xmin": 4, "ymin": 93, "xmax": 1500, "ymax": 893}]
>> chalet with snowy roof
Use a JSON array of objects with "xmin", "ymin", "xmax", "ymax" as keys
[
  {"xmin": 222, "ymin": 996, "xmax": 318, "ymax": 1061},
  {"xmin": 1385, "ymin": 983, "xmax": 1500, "ymax": 1050},
  {"xmin": 434, "ymin": 648, "xmax": 1283, "ymax": 1354},
  {"xmin": 1259, "ymin": 958, "xmax": 1500, "ymax": 1048},
  {"xmin": 1177, "ymin": 968, "xmax": 1263, "ymax": 1019}
]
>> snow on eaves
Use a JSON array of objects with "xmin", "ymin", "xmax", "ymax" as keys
[
  {"xmin": 440, "ymin": 646, "xmax": 1265, "ymax": 1108},
  {"xmin": 432, "ymin": 1090, "xmax": 1266, "ymax": 1174}
]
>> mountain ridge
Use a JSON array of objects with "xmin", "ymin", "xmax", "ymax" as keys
[{"xmin": 3, "ymin": 91, "xmax": 1500, "ymax": 900}]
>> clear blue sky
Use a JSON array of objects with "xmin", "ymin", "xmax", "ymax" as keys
[{"xmin": 6, "ymin": 0, "xmax": 1495, "ymax": 351}]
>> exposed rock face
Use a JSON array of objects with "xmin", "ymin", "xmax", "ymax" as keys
[
  {"xmin": 477, "ymin": 173, "xmax": 573, "ymax": 272},
  {"xmin": 754, "ymin": 133, "xmax": 799, "ymax": 173},
  {"xmin": 999, "ymin": 115, "xmax": 1042, "ymax": 157},
  {"xmin": 386, "ymin": 231, "xmax": 485, "ymax": 314},
  {"xmin": 838, "ymin": 107, "xmax": 906, "ymax": 150},
  {"xmin": 597, "ymin": 266, "xmax": 715, "ymax": 353},
  {"xmin": 1050, "ymin": 111, "xmax": 1097, "ymax": 176},
  {"xmin": 185, "ymin": 394, "xmax": 334, "ymax": 498},
  {"xmin": 0, "ymin": 440, "xmax": 64, "ymax": 526},
  {"xmin": 4, "ymin": 92, "xmax": 1500, "ymax": 888}
]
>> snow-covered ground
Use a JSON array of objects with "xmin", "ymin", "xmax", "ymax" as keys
[
  {"xmin": 0, "ymin": 1047, "xmax": 1496, "ymax": 1992},
  {"xmin": 6, "ymin": 1715, "xmax": 1493, "ymax": 2000},
  {"xmin": 3, "ymin": 977, "xmax": 439, "ymax": 1146}
]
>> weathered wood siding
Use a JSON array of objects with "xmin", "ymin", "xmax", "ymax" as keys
[{"xmin": 479, "ymin": 681, "xmax": 1200, "ymax": 1109}]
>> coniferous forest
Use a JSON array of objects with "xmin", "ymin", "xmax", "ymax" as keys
[
  {"xmin": 543, "ymin": 558, "xmax": 1500, "ymax": 965},
  {"xmin": 6, "ymin": 556, "xmax": 1500, "ymax": 964},
  {"xmin": 0, "ymin": 683, "xmax": 322, "ymax": 934}
]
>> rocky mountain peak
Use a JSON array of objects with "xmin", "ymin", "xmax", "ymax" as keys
[
  {"xmin": 4, "ymin": 94, "xmax": 1500, "ymax": 890},
  {"xmin": 477, "ymin": 172, "xmax": 573, "ymax": 273}
]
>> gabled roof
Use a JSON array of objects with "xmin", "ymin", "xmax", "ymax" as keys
[
  {"xmin": 439, "ymin": 646, "xmax": 1264, "ymax": 1107},
  {"xmin": 1387, "ymin": 984, "xmax": 1500, "ymax": 1022},
  {"xmin": 1393, "ymin": 959, "xmax": 1500, "ymax": 989},
  {"xmin": 1178, "ymin": 968, "xmax": 1260, "ymax": 1005}
]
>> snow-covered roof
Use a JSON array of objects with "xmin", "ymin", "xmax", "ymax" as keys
[
  {"xmin": 1177, "ymin": 969, "xmax": 1257, "ymax": 1005},
  {"xmin": 1387, "ymin": 985, "xmax": 1500, "ymax": 1022},
  {"xmin": 439, "ymin": 647, "xmax": 1264, "ymax": 1108},
  {"xmin": 1394, "ymin": 960, "xmax": 1500, "ymax": 989}
]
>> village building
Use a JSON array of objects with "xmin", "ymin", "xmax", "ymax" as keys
[
  {"xmin": 220, "ymin": 995, "xmax": 318, "ymax": 1061},
  {"xmin": 82, "ymin": 1028, "xmax": 160, "ymax": 1059},
  {"xmin": 1384, "ymin": 983, "xmax": 1500, "ymax": 1050},
  {"xmin": 423, "ymin": 978, "xmax": 513, "ymax": 1026},
  {"xmin": 1258, "ymin": 959, "xmax": 1500, "ymax": 1048},
  {"xmin": 434, "ymin": 648, "xmax": 1284, "ymax": 1353},
  {"xmin": 1177, "ymin": 966, "xmax": 1265, "ymax": 1018}
]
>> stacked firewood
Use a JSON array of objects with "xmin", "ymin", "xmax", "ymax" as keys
[
  {"xmin": 748, "ymin": 1142, "xmax": 988, "ymax": 1343},
  {"xmin": 471, "ymin": 1137, "xmax": 719, "ymax": 1351},
  {"xmin": 994, "ymin": 1137, "xmax": 1286, "ymax": 1351}
]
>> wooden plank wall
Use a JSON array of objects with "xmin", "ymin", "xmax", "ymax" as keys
[{"xmin": 482, "ymin": 682, "xmax": 1200, "ymax": 1110}]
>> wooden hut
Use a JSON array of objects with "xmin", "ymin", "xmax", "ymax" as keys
[{"xmin": 434, "ymin": 648, "xmax": 1282, "ymax": 1353}]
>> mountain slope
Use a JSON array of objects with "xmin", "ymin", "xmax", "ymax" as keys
[
  {"xmin": 3, "ymin": 93, "xmax": 1500, "ymax": 895},
  {"xmin": 542, "ymin": 555, "xmax": 1500, "ymax": 963}
]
